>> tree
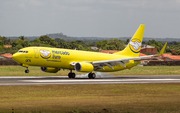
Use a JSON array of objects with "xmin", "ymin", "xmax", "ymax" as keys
[
  {"xmin": 147, "ymin": 39, "xmax": 156, "ymax": 45},
  {"xmin": 11, "ymin": 41, "xmax": 18, "ymax": 47},
  {"xmin": 39, "ymin": 35, "xmax": 51, "ymax": 43},
  {"xmin": 0, "ymin": 40, "xmax": 3, "ymax": 46},
  {"xmin": 58, "ymin": 42, "xmax": 69, "ymax": 49},
  {"xmin": 32, "ymin": 39, "xmax": 41, "ymax": 46},
  {"xmin": 172, "ymin": 50, "xmax": 180, "ymax": 55},
  {"xmin": 21, "ymin": 41, "xmax": 29, "ymax": 47},
  {"xmin": 55, "ymin": 38, "xmax": 65, "ymax": 42},
  {"xmin": 96, "ymin": 41, "xmax": 102, "ymax": 49},
  {"xmin": 33, "ymin": 39, "xmax": 41, "ymax": 43},
  {"xmin": 0, "ymin": 36, "xmax": 10, "ymax": 44},
  {"xmin": 126, "ymin": 39, "xmax": 130, "ymax": 44},
  {"xmin": 97, "ymin": 39, "xmax": 125, "ymax": 50},
  {"xmin": 19, "ymin": 36, "xmax": 25, "ymax": 41},
  {"xmin": 107, "ymin": 38, "xmax": 125, "ymax": 50},
  {"xmin": 16, "ymin": 44, "xmax": 23, "ymax": 50},
  {"xmin": 77, "ymin": 45, "xmax": 84, "ymax": 50},
  {"xmin": 69, "ymin": 41, "xmax": 78, "ymax": 49}
]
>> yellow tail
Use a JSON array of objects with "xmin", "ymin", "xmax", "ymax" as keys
[{"xmin": 114, "ymin": 24, "xmax": 145, "ymax": 57}]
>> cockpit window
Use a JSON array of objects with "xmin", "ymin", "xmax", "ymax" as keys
[
  {"xmin": 18, "ymin": 51, "xmax": 28, "ymax": 53},
  {"xmin": 18, "ymin": 51, "xmax": 23, "ymax": 53}
]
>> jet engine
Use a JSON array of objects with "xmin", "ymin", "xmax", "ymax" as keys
[
  {"xmin": 75, "ymin": 62, "xmax": 94, "ymax": 72},
  {"xmin": 41, "ymin": 67, "xmax": 60, "ymax": 73}
]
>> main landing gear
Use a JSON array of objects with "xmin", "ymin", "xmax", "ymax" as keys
[
  {"xmin": 25, "ymin": 68, "xmax": 29, "ymax": 73},
  {"xmin": 68, "ymin": 70, "xmax": 76, "ymax": 78},
  {"xmin": 88, "ymin": 73, "xmax": 96, "ymax": 79},
  {"xmin": 68, "ymin": 70, "xmax": 96, "ymax": 79}
]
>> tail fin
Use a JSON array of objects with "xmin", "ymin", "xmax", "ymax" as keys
[{"xmin": 114, "ymin": 24, "xmax": 145, "ymax": 57}]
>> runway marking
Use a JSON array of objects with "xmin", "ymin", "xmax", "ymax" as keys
[{"xmin": 21, "ymin": 79, "xmax": 180, "ymax": 83}]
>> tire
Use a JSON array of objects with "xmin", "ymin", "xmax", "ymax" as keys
[
  {"xmin": 72, "ymin": 73, "xmax": 76, "ymax": 78},
  {"xmin": 88, "ymin": 73, "xmax": 92, "ymax": 79},
  {"xmin": 91, "ymin": 73, "xmax": 96, "ymax": 79},
  {"xmin": 68, "ymin": 73, "xmax": 76, "ymax": 78},
  {"xmin": 25, "ymin": 70, "xmax": 29, "ymax": 73},
  {"xmin": 68, "ymin": 73, "xmax": 72, "ymax": 78},
  {"xmin": 88, "ymin": 73, "xmax": 96, "ymax": 79}
]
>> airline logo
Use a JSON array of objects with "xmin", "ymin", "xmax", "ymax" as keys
[
  {"xmin": 129, "ymin": 39, "xmax": 142, "ymax": 53},
  {"xmin": 40, "ymin": 49, "xmax": 51, "ymax": 59}
]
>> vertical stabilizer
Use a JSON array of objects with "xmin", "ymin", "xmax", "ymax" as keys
[{"xmin": 114, "ymin": 24, "xmax": 145, "ymax": 57}]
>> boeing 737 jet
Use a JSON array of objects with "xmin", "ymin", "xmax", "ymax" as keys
[{"xmin": 12, "ymin": 24, "xmax": 167, "ymax": 79}]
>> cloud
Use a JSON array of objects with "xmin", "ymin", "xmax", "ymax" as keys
[
  {"xmin": 28, "ymin": 0, "xmax": 44, "ymax": 6},
  {"xmin": 1, "ymin": 0, "xmax": 180, "ymax": 37},
  {"xmin": 18, "ymin": 3, "xmax": 26, "ymax": 9},
  {"xmin": 176, "ymin": 0, "xmax": 180, "ymax": 3}
]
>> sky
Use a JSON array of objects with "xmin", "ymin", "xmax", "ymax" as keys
[{"xmin": 1, "ymin": 0, "xmax": 180, "ymax": 38}]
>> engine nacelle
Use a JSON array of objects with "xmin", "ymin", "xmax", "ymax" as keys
[
  {"xmin": 41, "ymin": 67, "xmax": 60, "ymax": 73},
  {"xmin": 75, "ymin": 62, "xmax": 94, "ymax": 72}
]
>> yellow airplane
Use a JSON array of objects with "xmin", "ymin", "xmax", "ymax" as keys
[{"xmin": 12, "ymin": 24, "xmax": 167, "ymax": 79}]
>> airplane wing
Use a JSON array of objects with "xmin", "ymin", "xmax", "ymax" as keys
[
  {"xmin": 71, "ymin": 43, "xmax": 167, "ymax": 70},
  {"xmin": 91, "ymin": 54, "xmax": 155, "ymax": 70},
  {"xmin": 91, "ymin": 42, "xmax": 167, "ymax": 70}
]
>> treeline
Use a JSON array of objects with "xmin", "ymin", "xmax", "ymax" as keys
[
  {"xmin": 0, "ymin": 35, "xmax": 126, "ymax": 54},
  {"xmin": 0, "ymin": 35, "xmax": 179, "ymax": 55}
]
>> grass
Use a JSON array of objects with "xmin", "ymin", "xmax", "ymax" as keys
[
  {"xmin": 0, "ymin": 84, "xmax": 180, "ymax": 112},
  {"xmin": 112, "ymin": 65, "xmax": 180, "ymax": 75},
  {"xmin": 0, "ymin": 65, "xmax": 180, "ymax": 76},
  {"xmin": 1, "ymin": 65, "xmax": 180, "ymax": 112}
]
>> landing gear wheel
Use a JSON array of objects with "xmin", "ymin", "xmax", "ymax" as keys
[
  {"xmin": 68, "ymin": 73, "xmax": 71, "ymax": 78},
  {"xmin": 88, "ymin": 73, "xmax": 96, "ymax": 79},
  {"xmin": 25, "ymin": 69, "xmax": 29, "ymax": 73},
  {"xmin": 88, "ymin": 73, "xmax": 91, "ymax": 79},
  {"xmin": 68, "ymin": 72, "xmax": 76, "ymax": 78},
  {"xmin": 72, "ymin": 73, "xmax": 76, "ymax": 78}
]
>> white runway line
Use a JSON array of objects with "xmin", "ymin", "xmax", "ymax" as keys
[{"xmin": 20, "ymin": 79, "xmax": 180, "ymax": 83}]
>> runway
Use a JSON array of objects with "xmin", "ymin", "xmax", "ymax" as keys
[{"xmin": 0, "ymin": 75, "xmax": 180, "ymax": 86}]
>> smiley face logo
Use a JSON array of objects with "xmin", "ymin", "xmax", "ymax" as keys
[
  {"xmin": 129, "ymin": 39, "xmax": 142, "ymax": 53},
  {"xmin": 40, "ymin": 49, "xmax": 51, "ymax": 59}
]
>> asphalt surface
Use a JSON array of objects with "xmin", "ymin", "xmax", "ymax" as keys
[{"xmin": 0, "ymin": 75, "xmax": 180, "ymax": 86}]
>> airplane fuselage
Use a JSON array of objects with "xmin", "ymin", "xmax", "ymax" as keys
[{"xmin": 13, "ymin": 47, "xmax": 140, "ymax": 72}]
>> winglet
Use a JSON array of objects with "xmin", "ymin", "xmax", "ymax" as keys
[{"xmin": 158, "ymin": 42, "xmax": 167, "ymax": 56}]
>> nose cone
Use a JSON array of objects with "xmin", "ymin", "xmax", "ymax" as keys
[{"xmin": 12, "ymin": 53, "xmax": 22, "ymax": 63}]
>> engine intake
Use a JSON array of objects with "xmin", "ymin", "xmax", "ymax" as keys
[
  {"xmin": 75, "ymin": 62, "xmax": 94, "ymax": 72},
  {"xmin": 41, "ymin": 67, "xmax": 60, "ymax": 73}
]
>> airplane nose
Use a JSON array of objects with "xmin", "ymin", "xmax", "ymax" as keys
[{"xmin": 12, "ymin": 53, "xmax": 22, "ymax": 63}]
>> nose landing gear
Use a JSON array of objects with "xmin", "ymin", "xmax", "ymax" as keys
[
  {"xmin": 25, "ymin": 68, "xmax": 29, "ymax": 73},
  {"xmin": 21, "ymin": 64, "xmax": 29, "ymax": 73}
]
